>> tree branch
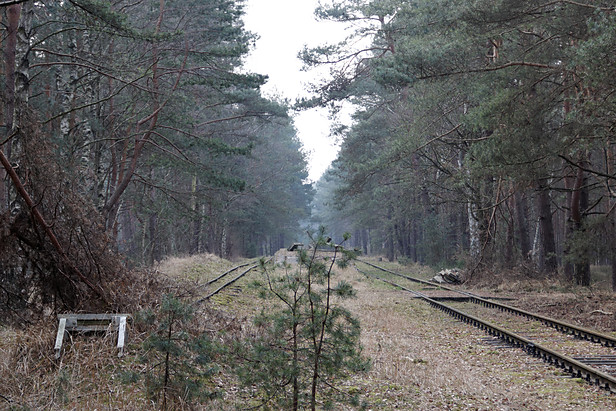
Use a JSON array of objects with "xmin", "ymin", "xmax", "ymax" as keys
[
  {"xmin": 0, "ymin": 148, "xmax": 107, "ymax": 302},
  {"xmin": 0, "ymin": 0, "xmax": 29, "ymax": 6},
  {"xmin": 419, "ymin": 61, "xmax": 560, "ymax": 80},
  {"xmin": 559, "ymin": 154, "xmax": 616, "ymax": 181}
]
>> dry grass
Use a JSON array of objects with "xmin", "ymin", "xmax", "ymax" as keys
[
  {"xmin": 460, "ymin": 265, "xmax": 616, "ymax": 333},
  {"xmin": 0, "ymin": 320, "xmax": 154, "ymax": 409},
  {"xmin": 336, "ymin": 263, "xmax": 616, "ymax": 409},
  {"xmin": 156, "ymin": 253, "xmax": 237, "ymax": 281},
  {"xmin": 4, "ymin": 255, "xmax": 616, "ymax": 409},
  {"xmin": 0, "ymin": 253, "xmax": 251, "ymax": 410}
]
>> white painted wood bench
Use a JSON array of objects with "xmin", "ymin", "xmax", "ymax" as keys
[{"xmin": 54, "ymin": 313, "xmax": 131, "ymax": 359}]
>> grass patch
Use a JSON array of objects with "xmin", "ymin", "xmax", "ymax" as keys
[
  {"xmin": 157, "ymin": 253, "xmax": 239, "ymax": 281},
  {"xmin": 3, "ymin": 253, "xmax": 616, "ymax": 409}
]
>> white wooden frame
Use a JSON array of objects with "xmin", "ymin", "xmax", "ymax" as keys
[{"xmin": 54, "ymin": 313, "xmax": 131, "ymax": 359}]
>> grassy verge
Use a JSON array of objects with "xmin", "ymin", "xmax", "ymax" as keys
[{"xmin": 2, "ymin": 255, "xmax": 616, "ymax": 409}]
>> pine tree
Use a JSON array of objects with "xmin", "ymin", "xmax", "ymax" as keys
[
  {"xmin": 232, "ymin": 228, "xmax": 369, "ymax": 410},
  {"xmin": 137, "ymin": 294, "xmax": 218, "ymax": 409}
]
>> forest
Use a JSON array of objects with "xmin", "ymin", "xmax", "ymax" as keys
[
  {"xmin": 0, "ymin": 0, "xmax": 313, "ymax": 316},
  {"xmin": 0, "ymin": 0, "xmax": 615, "ymax": 314},
  {"xmin": 307, "ymin": 0, "xmax": 616, "ymax": 289},
  {"xmin": 2, "ymin": 1, "xmax": 616, "ymax": 409}
]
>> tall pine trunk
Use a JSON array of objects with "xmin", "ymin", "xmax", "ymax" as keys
[
  {"xmin": 504, "ymin": 195, "xmax": 515, "ymax": 268},
  {"xmin": 0, "ymin": 5, "xmax": 19, "ymax": 212},
  {"xmin": 190, "ymin": 174, "xmax": 202, "ymax": 255},
  {"xmin": 571, "ymin": 165, "xmax": 590, "ymax": 285},
  {"xmin": 514, "ymin": 190, "xmax": 531, "ymax": 260},
  {"xmin": 537, "ymin": 178, "xmax": 558, "ymax": 274}
]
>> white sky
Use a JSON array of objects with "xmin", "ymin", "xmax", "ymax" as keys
[{"xmin": 242, "ymin": 0, "xmax": 348, "ymax": 182}]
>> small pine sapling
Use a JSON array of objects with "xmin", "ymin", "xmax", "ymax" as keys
[
  {"xmin": 233, "ymin": 227, "xmax": 370, "ymax": 410},
  {"xmin": 136, "ymin": 294, "xmax": 218, "ymax": 409}
]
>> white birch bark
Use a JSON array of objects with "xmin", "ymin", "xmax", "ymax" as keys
[
  {"xmin": 468, "ymin": 201, "xmax": 481, "ymax": 258},
  {"xmin": 531, "ymin": 216, "xmax": 541, "ymax": 264},
  {"xmin": 221, "ymin": 217, "xmax": 229, "ymax": 258},
  {"xmin": 13, "ymin": 1, "xmax": 31, "ymax": 118},
  {"xmin": 459, "ymin": 149, "xmax": 481, "ymax": 258}
]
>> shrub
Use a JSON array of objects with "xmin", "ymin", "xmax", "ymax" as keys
[{"xmin": 232, "ymin": 228, "xmax": 370, "ymax": 410}]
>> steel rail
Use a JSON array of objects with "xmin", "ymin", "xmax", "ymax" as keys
[
  {"xmin": 205, "ymin": 261, "xmax": 256, "ymax": 287},
  {"xmin": 355, "ymin": 266, "xmax": 616, "ymax": 393},
  {"xmin": 358, "ymin": 259, "xmax": 616, "ymax": 348},
  {"xmin": 194, "ymin": 264, "xmax": 258, "ymax": 305},
  {"xmin": 194, "ymin": 257, "xmax": 272, "ymax": 305}
]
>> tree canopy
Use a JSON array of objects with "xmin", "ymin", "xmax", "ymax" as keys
[
  {"xmin": 306, "ymin": 0, "xmax": 616, "ymax": 286},
  {"xmin": 0, "ymin": 0, "xmax": 312, "ymax": 315}
]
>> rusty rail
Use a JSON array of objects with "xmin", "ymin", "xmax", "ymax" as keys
[
  {"xmin": 358, "ymin": 259, "xmax": 616, "ymax": 347},
  {"xmin": 356, "ymin": 264, "xmax": 616, "ymax": 393}
]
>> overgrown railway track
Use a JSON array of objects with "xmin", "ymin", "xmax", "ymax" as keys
[
  {"xmin": 195, "ymin": 259, "xmax": 268, "ymax": 304},
  {"xmin": 356, "ymin": 259, "xmax": 616, "ymax": 393}
]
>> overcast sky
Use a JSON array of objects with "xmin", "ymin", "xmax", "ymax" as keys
[{"xmin": 242, "ymin": 0, "xmax": 348, "ymax": 182}]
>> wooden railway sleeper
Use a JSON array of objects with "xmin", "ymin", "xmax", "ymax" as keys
[
  {"xmin": 357, "ymin": 264, "xmax": 616, "ymax": 393},
  {"xmin": 359, "ymin": 260, "xmax": 616, "ymax": 349}
]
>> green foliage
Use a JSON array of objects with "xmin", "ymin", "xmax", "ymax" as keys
[
  {"xmin": 308, "ymin": 0, "xmax": 616, "ymax": 276},
  {"xmin": 136, "ymin": 295, "xmax": 218, "ymax": 408},
  {"xmin": 5, "ymin": 0, "xmax": 314, "ymax": 266},
  {"xmin": 69, "ymin": 0, "xmax": 132, "ymax": 34},
  {"xmin": 231, "ymin": 228, "xmax": 369, "ymax": 410}
]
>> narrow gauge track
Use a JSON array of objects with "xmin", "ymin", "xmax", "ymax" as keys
[
  {"xmin": 355, "ymin": 260, "xmax": 616, "ymax": 393},
  {"xmin": 195, "ymin": 259, "xmax": 268, "ymax": 304},
  {"xmin": 359, "ymin": 260, "xmax": 616, "ymax": 347}
]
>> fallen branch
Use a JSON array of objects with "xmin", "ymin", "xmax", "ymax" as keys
[
  {"xmin": 0, "ymin": 147, "xmax": 108, "ymax": 303},
  {"xmin": 590, "ymin": 310, "xmax": 613, "ymax": 316}
]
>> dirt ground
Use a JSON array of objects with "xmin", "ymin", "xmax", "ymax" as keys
[
  {"xmin": 3, "ymin": 255, "xmax": 616, "ymax": 409},
  {"xmin": 332, "ymin": 263, "xmax": 616, "ymax": 410}
]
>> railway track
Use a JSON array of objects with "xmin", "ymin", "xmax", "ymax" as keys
[
  {"xmin": 356, "ymin": 259, "xmax": 616, "ymax": 393},
  {"xmin": 194, "ymin": 258, "xmax": 268, "ymax": 304}
]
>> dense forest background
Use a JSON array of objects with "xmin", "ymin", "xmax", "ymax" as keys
[
  {"xmin": 0, "ymin": 0, "xmax": 312, "ymax": 314},
  {"xmin": 306, "ymin": 0, "xmax": 616, "ymax": 289},
  {"xmin": 1, "ymin": 0, "xmax": 616, "ymax": 317}
]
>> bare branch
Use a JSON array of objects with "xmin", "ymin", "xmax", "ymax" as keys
[
  {"xmin": 0, "ymin": 0, "xmax": 29, "ymax": 6},
  {"xmin": 419, "ymin": 61, "xmax": 560, "ymax": 80},
  {"xmin": 0, "ymin": 148, "xmax": 107, "ymax": 301}
]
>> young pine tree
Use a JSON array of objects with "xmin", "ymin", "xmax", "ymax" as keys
[
  {"xmin": 137, "ymin": 294, "xmax": 218, "ymax": 409},
  {"xmin": 233, "ymin": 228, "xmax": 370, "ymax": 410}
]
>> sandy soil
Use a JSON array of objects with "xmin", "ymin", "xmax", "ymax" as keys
[{"xmin": 336, "ymin": 264, "xmax": 616, "ymax": 410}]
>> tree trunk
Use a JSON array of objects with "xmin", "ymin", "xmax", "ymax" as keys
[
  {"xmin": 148, "ymin": 212, "xmax": 159, "ymax": 264},
  {"xmin": 563, "ymin": 167, "xmax": 575, "ymax": 281},
  {"xmin": 572, "ymin": 166, "xmax": 590, "ymax": 285},
  {"xmin": 385, "ymin": 229, "xmax": 395, "ymax": 262},
  {"xmin": 4, "ymin": 3, "xmax": 20, "ymax": 133},
  {"xmin": 118, "ymin": 201, "xmax": 136, "ymax": 256},
  {"xmin": 102, "ymin": 0, "xmax": 167, "ymax": 230},
  {"xmin": 220, "ymin": 217, "xmax": 228, "ymax": 258},
  {"xmin": 0, "ymin": 148, "xmax": 105, "ymax": 300},
  {"xmin": 537, "ymin": 178, "xmax": 558, "ymax": 274},
  {"xmin": 0, "ymin": 4, "xmax": 20, "ymax": 212},
  {"xmin": 190, "ymin": 174, "xmax": 202, "ymax": 255},
  {"xmin": 505, "ymin": 210, "xmax": 515, "ymax": 267},
  {"xmin": 611, "ymin": 210, "xmax": 616, "ymax": 291},
  {"xmin": 394, "ymin": 222, "xmax": 403, "ymax": 258},
  {"xmin": 148, "ymin": 169, "xmax": 160, "ymax": 264},
  {"xmin": 468, "ymin": 200, "xmax": 481, "ymax": 259},
  {"xmin": 514, "ymin": 190, "xmax": 531, "ymax": 260},
  {"xmin": 364, "ymin": 228, "xmax": 371, "ymax": 255}
]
